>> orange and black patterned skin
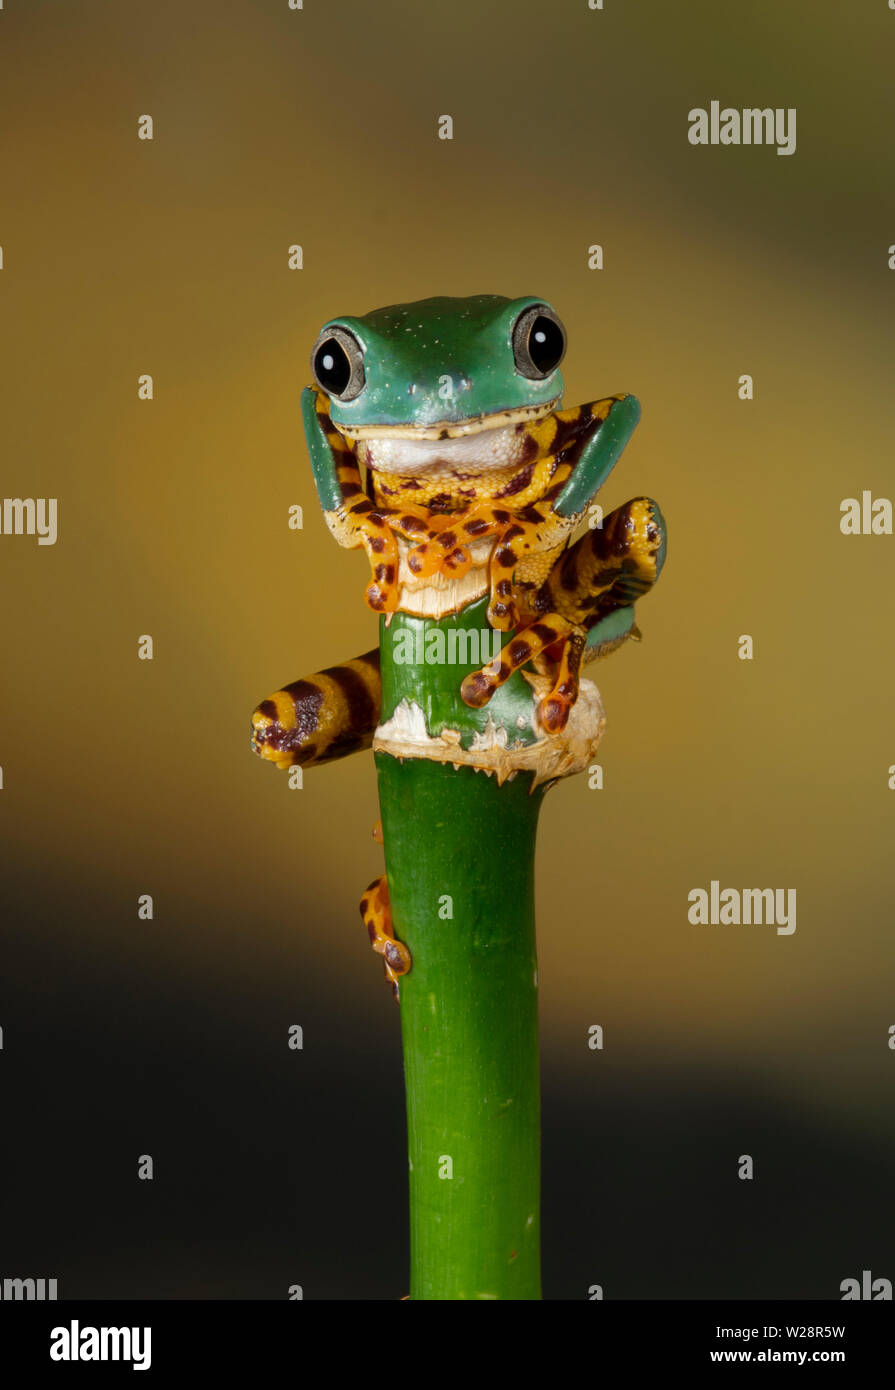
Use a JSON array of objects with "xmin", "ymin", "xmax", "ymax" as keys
[
  {"xmin": 306, "ymin": 385, "xmax": 666, "ymax": 735},
  {"xmin": 251, "ymin": 649, "xmax": 381, "ymax": 770},
  {"xmin": 253, "ymin": 295, "xmax": 668, "ymax": 993},
  {"xmin": 251, "ymin": 650, "xmax": 414, "ymax": 997},
  {"xmin": 460, "ymin": 495, "xmax": 666, "ymax": 731},
  {"xmin": 359, "ymin": 875, "xmax": 411, "ymax": 1001},
  {"xmin": 308, "ymin": 388, "xmax": 629, "ymax": 627}
]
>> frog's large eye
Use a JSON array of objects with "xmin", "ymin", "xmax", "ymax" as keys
[
  {"xmin": 512, "ymin": 305, "xmax": 566, "ymax": 379},
  {"xmin": 310, "ymin": 326, "xmax": 365, "ymax": 401}
]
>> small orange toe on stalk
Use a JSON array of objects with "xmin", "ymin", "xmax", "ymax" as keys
[
  {"xmin": 359, "ymin": 874, "xmax": 412, "ymax": 1001},
  {"xmin": 538, "ymin": 695, "xmax": 572, "ymax": 734}
]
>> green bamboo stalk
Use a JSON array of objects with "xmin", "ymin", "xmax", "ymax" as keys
[
  {"xmin": 377, "ymin": 755, "xmax": 545, "ymax": 1300},
  {"xmin": 375, "ymin": 597, "xmax": 550, "ymax": 1300}
]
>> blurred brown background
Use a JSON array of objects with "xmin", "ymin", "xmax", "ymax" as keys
[{"xmin": 1, "ymin": 0, "xmax": 892, "ymax": 1298}]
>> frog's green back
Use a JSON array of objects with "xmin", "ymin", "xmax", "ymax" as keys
[{"xmin": 316, "ymin": 294, "xmax": 565, "ymax": 429}]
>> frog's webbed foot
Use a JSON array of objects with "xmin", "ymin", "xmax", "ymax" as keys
[
  {"xmin": 251, "ymin": 649, "xmax": 381, "ymax": 769},
  {"xmin": 404, "ymin": 515, "xmax": 478, "ymax": 584},
  {"xmin": 359, "ymin": 875, "xmax": 411, "ymax": 1003},
  {"xmin": 460, "ymin": 616, "xmax": 574, "ymax": 713},
  {"xmin": 404, "ymin": 503, "xmax": 562, "ymax": 630}
]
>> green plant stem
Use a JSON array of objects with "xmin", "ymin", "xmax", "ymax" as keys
[
  {"xmin": 375, "ymin": 598, "xmax": 547, "ymax": 1300},
  {"xmin": 376, "ymin": 755, "xmax": 545, "ymax": 1300}
]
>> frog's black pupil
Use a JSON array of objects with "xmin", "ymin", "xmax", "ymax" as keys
[
  {"xmin": 528, "ymin": 315, "xmax": 564, "ymax": 373},
  {"xmin": 314, "ymin": 338, "xmax": 351, "ymax": 394}
]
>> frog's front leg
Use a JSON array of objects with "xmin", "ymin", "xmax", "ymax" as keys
[
  {"xmin": 482, "ymin": 393, "xmax": 647, "ymax": 629},
  {"xmin": 251, "ymin": 648, "xmax": 381, "ymax": 768},
  {"xmin": 460, "ymin": 497, "xmax": 666, "ymax": 731},
  {"xmin": 301, "ymin": 386, "xmax": 435, "ymax": 612}
]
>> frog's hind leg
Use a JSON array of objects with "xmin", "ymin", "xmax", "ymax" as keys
[
  {"xmin": 359, "ymin": 875, "xmax": 412, "ymax": 1002},
  {"xmin": 459, "ymin": 615, "xmax": 575, "ymax": 711},
  {"xmin": 551, "ymin": 497, "xmax": 666, "ymax": 633},
  {"xmin": 251, "ymin": 648, "xmax": 381, "ymax": 769},
  {"xmin": 460, "ymin": 498, "xmax": 665, "ymax": 730}
]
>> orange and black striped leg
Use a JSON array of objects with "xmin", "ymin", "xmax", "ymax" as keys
[
  {"xmin": 358, "ymin": 518, "xmax": 401, "ymax": 613},
  {"xmin": 546, "ymin": 497, "xmax": 666, "ymax": 631},
  {"xmin": 458, "ymin": 497, "xmax": 664, "ymax": 726},
  {"xmin": 459, "ymin": 616, "xmax": 574, "ymax": 710},
  {"xmin": 251, "ymin": 649, "xmax": 381, "ymax": 770},
  {"xmin": 359, "ymin": 875, "xmax": 412, "ymax": 1003},
  {"xmin": 485, "ymin": 503, "xmax": 567, "ymax": 631},
  {"xmin": 487, "ymin": 531, "xmax": 523, "ymax": 630}
]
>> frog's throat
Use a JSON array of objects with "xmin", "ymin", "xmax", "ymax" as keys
[{"xmin": 334, "ymin": 396, "xmax": 561, "ymax": 443}]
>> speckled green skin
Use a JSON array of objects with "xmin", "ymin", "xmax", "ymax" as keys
[{"xmin": 317, "ymin": 294, "xmax": 563, "ymax": 429}]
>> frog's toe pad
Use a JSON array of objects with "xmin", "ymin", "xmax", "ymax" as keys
[
  {"xmin": 460, "ymin": 669, "xmax": 498, "ymax": 708},
  {"xmin": 538, "ymin": 694, "xmax": 572, "ymax": 734},
  {"xmin": 486, "ymin": 597, "xmax": 518, "ymax": 631},
  {"xmin": 364, "ymin": 573, "xmax": 399, "ymax": 613}
]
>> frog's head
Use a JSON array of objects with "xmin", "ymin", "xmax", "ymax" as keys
[{"xmin": 308, "ymin": 294, "xmax": 566, "ymax": 476}]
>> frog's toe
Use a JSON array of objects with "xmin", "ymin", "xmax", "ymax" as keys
[
  {"xmin": 406, "ymin": 541, "xmax": 442, "ymax": 579},
  {"xmin": 360, "ymin": 875, "xmax": 412, "ymax": 1002},
  {"xmin": 486, "ymin": 592, "xmax": 518, "ymax": 631},
  {"xmin": 364, "ymin": 573, "xmax": 399, "ymax": 612},
  {"xmin": 250, "ymin": 696, "xmax": 312, "ymax": 769},
  {"xmin": 538, "ymin": 692, "xmax": 572, "ymax": 734},
  {"xmin": 440, "ymin": 545, "xmax": 472, "ymax": 578},
  {"xmin": 251, "ymin": 650, "xmax": 381, "ymax": 771},
  {"xmin": 460, "ymin": 668, "xmax": 498, "ymax": 708},
  {"xmin": 251, "ymin": 715, "xmax": 316, "ymax": 768}
]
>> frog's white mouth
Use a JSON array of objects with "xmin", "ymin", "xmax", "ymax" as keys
[{"xmin": 337, "ymin": 398, "xmax": 558, "ymax": 477}]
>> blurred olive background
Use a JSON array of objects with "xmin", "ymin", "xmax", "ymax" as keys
[{"xmin": 1, "ymin": 0, "xmax": 893, "ymax": 1299}]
